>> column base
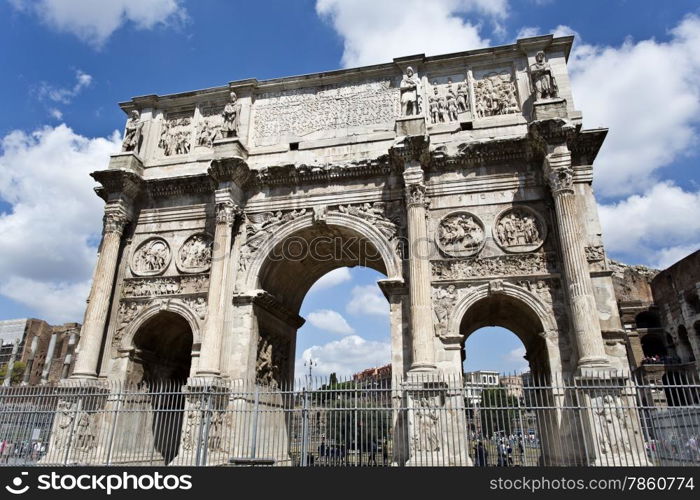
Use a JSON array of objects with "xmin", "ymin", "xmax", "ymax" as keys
[{"xmin": 408, "ymin": 362, "xmax": 437, "ymax": 373}]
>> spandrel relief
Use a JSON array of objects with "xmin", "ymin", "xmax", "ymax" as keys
[
  {"xmin": 493, "ymin": 207, "xmax": 546, "ymax": 253},
  {"xmin": 130, "ymin": 238, "xmax": 171, "ymax": 276},
  {"xmin": 436, "ymin": 212, "xmax": 485, "ymax": 257}
]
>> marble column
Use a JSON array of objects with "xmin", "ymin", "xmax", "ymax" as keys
[
  {"xmin": 544, "ymin": 144, "xmax": 608, "ymax": 367},
  {"xmin": 72, "ymin": 206, "xmax": 130, "ymax": 378},
  {"xmin": 197, "ymin": 201, "xmax": 238, "ymax": 377},
  {"xmin": 403, "ymin": 164, "xmax": 436, "ymax": 371}
]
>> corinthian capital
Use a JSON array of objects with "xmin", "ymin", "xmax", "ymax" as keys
[
  {"xmin": 546, "ymin": 167, "xmax": 574, "ymax": 194},
  {"xmin": 405, "ymin": 182, "xmax": 428, "ymax": 208},
  {"xmin": 103, "ymin": 211, "xmax": 129, "ymax": 235},
  {"xmin": 216, "ymin": 202, "xmax": 239, "ymax": 226}
]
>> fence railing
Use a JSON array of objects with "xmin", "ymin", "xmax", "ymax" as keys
[{"xmin": 0, "ymin": 372, "xmax": 698, "ymax": 467}]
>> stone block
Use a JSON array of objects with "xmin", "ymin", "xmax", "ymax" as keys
[
  {"xmin": 533, "ymin": 98, "xmax": 568, "ymax": 120},
  {"xmin": 395, "ymin": 116, "xmax": 427, "ymax": 137}
]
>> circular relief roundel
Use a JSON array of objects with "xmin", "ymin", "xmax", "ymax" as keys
[
  {"xmin": 436, "ymin": 211, "xmax": 485, "ymax": 257},
  {"xmin": 130, "ymin": 237, "xmax": 171, "ymax": 276},
  {"xmin": 492, "ymin": 206, "xmax": 546, "ymax": 253},
  {"xmin": 177, "ymin": 233, "xmax": 214, "ymax": 273}
]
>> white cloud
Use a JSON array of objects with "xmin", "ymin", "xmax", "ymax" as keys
[
  {"xmin": 10, "ymin": 0, "xmax": 187, "ymax": 48},
  {"xmin": 49, "ymin": 108, "xmax": 63, "ymax": 120},
  {"xmin": 503, "ymin": 347, "xmax": 528, "ymax": 373},
  {"xmin": 346, "ymin": 284, "xmax": 389, "ymax": 316},
  {"xmin": 308, "ymin": 267, "xmax": 352, "ymax": 293},
  {"xmin": 598, "ymin": 182, "xmax": 700, "ymax": 267},
  {"xmin": 296, "ymin": 335, "xmax": 391, "ymax": 378},
  {"xmin": 0, "ymin": 124, "xmax": 121, "ymax": 323},
  {"xmin": 307, "ymin": 309, "xmax": 355, "ymax": 335},
  {"xmin": 37, "ymin": 69, "xmax": 93, "ymax": 105},
  {"xmin": 315, "ymin": 0, "xmax": 508, "ymax": 67},
  {"xmin": 565, "ymin": 16, "xmax": 700, "ymax": 198}
]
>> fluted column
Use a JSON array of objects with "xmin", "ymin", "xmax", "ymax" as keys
[
  {"xmin": 72, "ymin": 206, "xmax": 129, "ymax": 378},
  {"xmin": 404, "ymin": 165, "xmax": 436, "ymax": 371},
  {"xmin": 197, "ymin": 201, "xmax": 238, "ymax": 376},
  {"xmin": 545, "ymin": 144, "xmax": 608, "ymax": 367}
]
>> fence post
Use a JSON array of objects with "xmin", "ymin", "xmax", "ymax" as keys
[
  {"xmin": 105, "ymin": 385, "xmax": 122, "ymax": 465},
  {"xmin": 300, "ymin": 388, "xmax": 309, "ymax": 466},
  {"xmin": 250, "ymin": 386, "xmax": 260, "ymax": 459},
  {"xmin": 196, "ymin": 388, "xmax": 213, "ymax": 466}
]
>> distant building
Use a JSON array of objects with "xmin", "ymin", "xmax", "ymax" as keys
[
  {"xmin": 353, "ymin": 364, "xmax": 392, "ymax": 384},
  {"xmin": 463, "ymin": 370, "xmax": 499, "ymax": 406},
  {"xmin": 500, "ymin": 375, "xmax": 524, "ymax": 400},
  {"xmin": 0, "ymin": 318, "xmax": 81, "ymax": 385}
]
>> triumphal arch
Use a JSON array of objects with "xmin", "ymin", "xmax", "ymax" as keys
[{"xmin": 62, "ymin": 35, "xmax": 648, "ymax": 466}]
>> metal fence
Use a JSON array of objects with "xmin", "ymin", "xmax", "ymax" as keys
[{"xmin": 0, "ymin": 372, "xmax": 698, "ymax": 467}]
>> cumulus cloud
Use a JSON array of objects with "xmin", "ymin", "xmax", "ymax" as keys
[
  {"xmin": 566, "ymin": 16, "xmax": 700, "ymax": 198},
  {"xmin": 503, "ymin": 347, "xmax": 528, "ymax": 373},
  {"xmin": 346, "ymin": 284, "xmax": 389, "ymax": 316},
  {"xmin": 0, "ymin": 124, "xmax": 121, "ymax": 323},
  {"xmin": 36, "ymin": 70, "xmax": 93, "ymax": 105},
  {"xmin": 598, "ymin": 182, "xmax": 700, "ymax": 267},
  {"xmin": 315, "ymin": 0, "xmax": 508, "ymax": 67},
  {"xmin": 296, "ymin": 335, "xmax": 391, "ymax": 378},
  {"xmin": 307, "ymin": 309, "xmax": 355, "ymax": 335},
  {"xmin": 10, "ymin": 0, "xmax": 187, "ymax": 48},
  {"xmin": 307, "ymin": 267, "xmax": 352, "ymax": 293}
]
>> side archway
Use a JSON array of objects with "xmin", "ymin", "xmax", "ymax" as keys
[{"xmin": 447, "ymin": 281, "xmax": 560, "ymax": 377}]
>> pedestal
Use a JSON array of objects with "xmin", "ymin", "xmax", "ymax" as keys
[
  {"xmin": 533, "ymin": 98, "xmax": 568, "ymax": 121},
  {"xmin": 395, "ymin": 116, "xmax": 427, "ymax": 137}
]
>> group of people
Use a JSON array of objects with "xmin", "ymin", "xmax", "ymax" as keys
[
  {"xmin": 0, "ymin": 440, "xmax": 45, "ymax": 464},
  {"xmin": 315, "ymin": 439, "xmax": 389, "ymax": 466},
  {"xmin": 439, "ymin": 214, "xmax": 484, "ymax": 251},
  {"xmin": 473, "ymin": 435, "xmax": 529, "ymax": 466}
]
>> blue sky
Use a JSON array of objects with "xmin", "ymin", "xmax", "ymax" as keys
[{"xmin": 0, "ymin": 0, "xmax": 699, "ymax": 376}]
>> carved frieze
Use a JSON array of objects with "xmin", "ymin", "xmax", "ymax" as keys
[
  {"xmin": 177, "ymin": 234, "xmax": 213, "ymax": 273},
  {"xmin": 113, "ymin": 300, "xmax": 149, "ymax": 348},
  {"xmin": 182, "ymin": 296, "xmax": 208, "ymax": 320},
  {"xmin": 493, "ymin": 207, "xmax": 546, "ymax": 253},
  {"xmin": 158, "ymin": 111, "xmax": 193, "ymax": 156},
  {"xmin": 337, "ymin": 201, "xmax": 402, "ymax": 241},
  {"xmin": 436, "ymin": 211, "xmax": 485, "ymax": 257},
  {"xmin": 432, "ymin": 252, "xmax": 557, "ymax": 281},
  {"xmin": 427, "ymin": 77, "xmax": 468, "ymax": 124},
  {"xmin": 474, "ymin": 70, "xmax": 519, "ymax": 118},
  {"xmin": 585, "ymin": 245, "xmax": 605, "ymax": 262},
  {"xmin": 130, "ymin": 237, "xmax": 171, "ymax": 276},
  {"xmin": 245, "ymin": 208, "xmax": 309, "ymax": 253},
  {"xmin": 252, "ymin": 80, "xmax": 399, "ymax": 143},
  {"xmin": 122, "ymin": 274, "xmax": 209, "ymax": 298}
]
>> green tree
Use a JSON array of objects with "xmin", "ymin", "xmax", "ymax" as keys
[
  {"xmin": 479, "ymin": 388, "xmax": 520, "ymax": 437},
  {"xmin": 0, "ymin": 361, "xmax": 26, "ymax": 385}
]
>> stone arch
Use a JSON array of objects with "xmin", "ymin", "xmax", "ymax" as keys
[
  {"xmin": 242, "ymin": 211, "xmax": 402, "ymax": 296},
  {"xmin": 236, "ymin": 210, "xmax": 404, "ymax": 385},
  {"xmin": 447, "ymin": 281, "xmax": 560, "ymax": 377},
  {"xmin": 119, "ymin": 299, "xmax": 203, "ymax": 354}
]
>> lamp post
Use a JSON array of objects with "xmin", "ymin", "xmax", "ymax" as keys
[{"xmin": 301, "ymin": 358, "xmax": 317, "ymax": 466}]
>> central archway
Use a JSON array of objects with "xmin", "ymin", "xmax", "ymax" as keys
[{"xmin": 241, "ymin": 211, "xmax": 405, "ymax": 386}]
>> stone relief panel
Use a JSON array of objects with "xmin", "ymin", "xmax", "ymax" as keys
[
  {"xmin": 130, "ymin": 237, "xmax": 171, "ymax": 276},
  {"xmin": 436, "ymin": 211, "xmax": 485, "ymax": 257},
  {"xmin": 238, "ymin": 209, "xmax": 309, "ymax": 272},
  {"xmin": 432, "ymin": 253, "xmax": 557, "ymax": 281},
  {"xmin": 585, "ymin": 245, "xmax": 607, "ymax": 272},
  {"xmin": 251, "ymin": 80, "xmax": 400, "ymax": 145},
  {"xmin": 255, "ymin": 333, "xmax": 290, "ymax": 388},
  {"xmin": 432, "ymin": 284, "xmax": 460, "ymax": 338},
  {"xmin": 177, "ymin": 233, "xmax": 213, "ymax": 274},
  {"xmin": 427, "ymin": 77, "xmax": 469, "ymax": 124},
  {"xmin": 473, "ymin": 68, "xmax": 520, "ymax": 118},
  {"xmin": 337, "ymin": 201, "xmax": 403, "ymax": 242},
  {"xmin": 195, "ymin": 102, "xmax": 224, "ymax": 149},
  {"xmin": 122, "ymin": 274, "xmax": 209, "ymax": 298},
  {"xmin": 158, "ymin": 110, "xmax": 194, "ymax": 156},
  {"xmin": 411, "ymin": 395, "xmax": 441, "ymax": 452},
  {"xmin": 493, "ymin": 207, "xmax": 546, "ymax": 253}
]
